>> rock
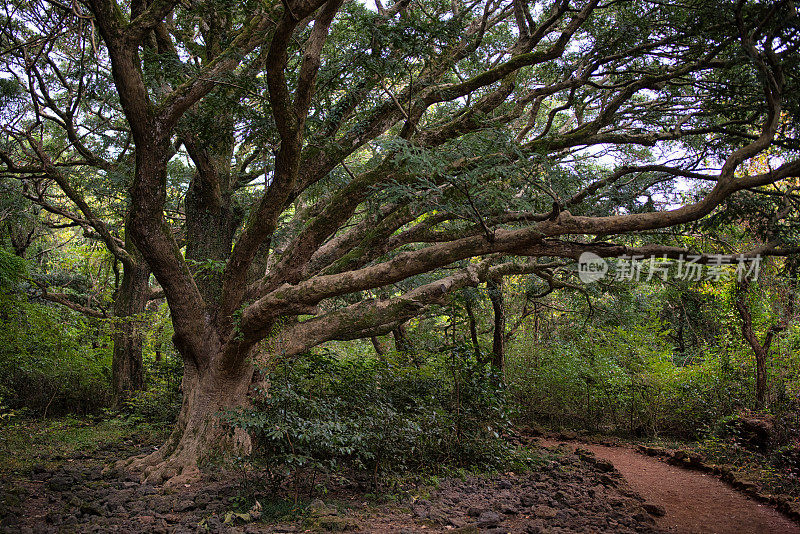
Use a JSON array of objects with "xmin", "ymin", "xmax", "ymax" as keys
[
  {"xmin": 411, "ymin": 505, "xmax": 428, "ymax": 519},
  {"xmin": 203, "ymin": 515, "xmax": 224, "ymax": 531},
  {"xmin": 533, "ymin": 505, "xmax": 557, "ymax": 519},
  {"xmin": 47, "ymin": 476, "xmax": 73, "ymax": 492},
  {"xmin": 427, "ymin": 510, "xmax": 451, "ymax": 526},
  {"xmin": 594, "ymin": 460, "xmax": 615, "ymax": 472},
  {"xmin": 477, "ymin": 511, "xmax": 502, "ymax": 528},
  {"xmin": 173, "ymin": 500, "xmax": 194, "ymax": 513},
  {"xmin": 153, "ymin": 499, "xmax": 173, "ymax": 514},
  {"xmin": 194, "ymin": 493, "xmax": 211, "ymax": 507},
  {"xmin": 466, "ymin": 506, "xmax": 486, "ymax": 517},
  {"xmin": 303, "ymin": 515, "xmax": 358, "ymax": 532},
  {"xmin": 308, "ymin": 499, "xmax": 328, "ymax": 513},
  {"xmin": 637, "ymin": 445, "xmax": 667, "ymax": 457},
  {"xmin": 30, "ymin": 464, "xmax": 46, "ymax": 475},
  {"xmin": 598, "ymin": 474, "xmax": 617, "ymax": 487},
  {"xmin": 501, "ymin": 505, "xmax": 518, "ymax": 515},
  {"xmin": 642, "ymin": 503, "xmax": 666, "ymax": 517},
  {"xmin": 138, "ymin": 485, "xmax": 157, "ymax": 496},
  {"xmin": 735, "ymin": 412, "xmax": 775, "ymax": 450},
  {"xmin": 137, "ymin": 515, "xmax": 155, "ymax": 525},
  {"xmin": 79, "ymin": 502, "xmax": 104, "ymax": 516},
  {"xmin": 521, "ymin": 424, "xmax": 545, "ymax": 437}
]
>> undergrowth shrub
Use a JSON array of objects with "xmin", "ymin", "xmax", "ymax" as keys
[
  {"xmin": 224, "ymin": 346, "xmax": 519, "ymax": 485},
  {"xmin": 0, "ymin": 292, "xmax": 112, "ymax": 416},
  {"xmin": 506, "ymin": 322, "xmax": 757, "ymax": 439}
]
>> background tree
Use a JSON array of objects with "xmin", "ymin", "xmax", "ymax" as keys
[{"xmin": 0, "ymin": 2, "xmax": 160, "ymax": 401}]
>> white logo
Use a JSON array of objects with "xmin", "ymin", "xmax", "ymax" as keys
[{"xmin": 578, "ymin": 252, "xmax": 608, "ymax": 283}]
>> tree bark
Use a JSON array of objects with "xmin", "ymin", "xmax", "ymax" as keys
[
  {"xmin": 487, "ymin": 278, "xmax": 505, "ymax": 370},
  {"xmin": 393, "ymin": 323, "xmax": 411, "ymax": 353},
  {"xmin": 463, "ymin": 296, "xmax": 481, "ymax": 360},
  {"xmin": 121, "ymin": 354, "xmax": 255, "ymax": 486},
  {"xmin": 184, "ymin": 129, "xmax": 239, "ymax": 307},
  {"xmin": 111, "ymin": 254, "xmax": 150, "ymax": 402},
  {"xmin": 370, "ymin": 336, "xmax": 385, "ymax": 357}
]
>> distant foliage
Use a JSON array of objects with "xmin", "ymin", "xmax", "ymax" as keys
[
  {"xmin": 120, "ymin": 304, "xmax": 183, "ymax": 424},
  {"xmin": 507, "ymin": 279, "xmax": 800, "ymax": 443},
  {"xmin": 0, "ymin": 291, "xmax": 112, "ymax": 417}
]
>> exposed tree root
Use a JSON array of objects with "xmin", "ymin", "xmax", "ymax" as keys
[
  {"xmin": 115, "ymin": 420, "xmax": 251, "ymax": 487},
  {"xmin": 112, "ymin": 361, "xmax": 256, "ymax": 487}
]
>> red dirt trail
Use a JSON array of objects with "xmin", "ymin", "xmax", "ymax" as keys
[{"xmin": 542, "ymin": 439, "xmax": 800, "ymax": 534}]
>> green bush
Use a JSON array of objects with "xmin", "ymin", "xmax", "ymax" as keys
[{"xmin": 224, "ymin": 346, "xmax": 517, "ymax": 483}]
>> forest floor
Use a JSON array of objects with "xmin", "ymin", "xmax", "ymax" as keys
[{"xmin": 0, "ymin": 418, "xmax": 798, "ymax": 533}]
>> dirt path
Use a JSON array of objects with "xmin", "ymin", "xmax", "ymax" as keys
[{"xmin": 541, "ymin": 439, "xmax": 800, "ymax": 534}]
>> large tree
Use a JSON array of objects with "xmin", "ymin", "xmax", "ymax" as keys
[{"xmin": 3, "ymin": 0, "xmax": 800, "ymax": 485}]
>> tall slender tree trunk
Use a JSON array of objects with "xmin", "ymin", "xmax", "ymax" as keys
[
  {"xmin": 735, "ymin": 280, "xmax": 784, "ymax": 410},
  {"xmin": 463, "ymin": 297, "xmax": 481, "ymax": 360},
  {"xmin": 393, "ymin": 323, "xmax": 410, "ymax": 353},
  {"xmin": 487, "ymin": 278, "xmax": 505, "ymax": 370},
  {"xmin": 111, "ymin": 252, "xmax": 150, "ymax": 402}
]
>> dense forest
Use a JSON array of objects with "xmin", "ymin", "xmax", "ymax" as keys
[{"xmin": 2, "ymin": 0, "xmax": 800, "ymax": 531}]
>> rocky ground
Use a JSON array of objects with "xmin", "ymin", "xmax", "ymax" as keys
[{"xmin": 0, "ymin": 442, "xmax": 663, "ymax": 533}]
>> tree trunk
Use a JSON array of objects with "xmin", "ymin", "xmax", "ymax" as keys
[
  {"xmin": 735, "ymin": 280, "xmax": 772, "ymax": 410},
  {"xmin": 393, "ymin": 323, "xmax": 410, "ymax": 353},
  {"xmin": 185, "ymin": 182, "xmax": 238, "ymax": 305},
  {"xmin": 463, "ymin": 297, "xmax": 481, "ymax": 360},
  {"xmin": 121, "ymin": 354, "xmax": 255, "ymax": 486},
  {"xmin": 370, "ymin": 336, "xmax": 385, "ymax": 357},
  {"xmin": 111, "ymin": 246, "xmax": 150, "ymax": 403},
  {"xmin": 487, "ymin": 278, "xmax": 505, "ymax": 370}
]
